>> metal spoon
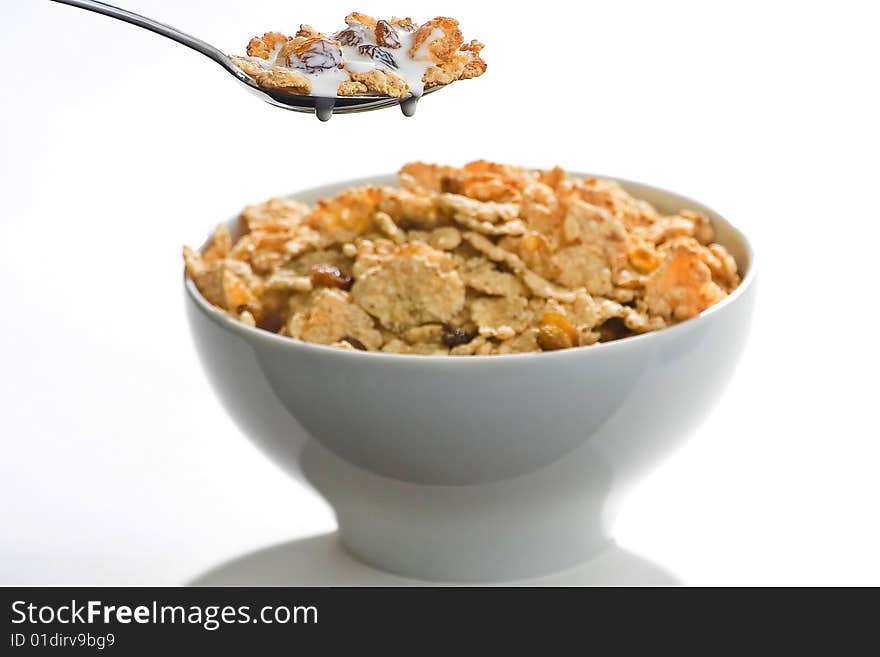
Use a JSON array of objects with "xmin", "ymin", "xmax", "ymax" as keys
[{"xmin": 50, "ymin": 0, "xmax": 439, "ymax": 121}]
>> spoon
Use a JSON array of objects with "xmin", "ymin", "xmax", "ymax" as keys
[{"xmin": 50, "ymin": 0, "xmax": 439, "ymax": 121}]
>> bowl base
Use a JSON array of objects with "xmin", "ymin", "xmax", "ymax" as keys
[
  {"xmin": 302, "ymin": 438, "xmax": 620, "ymax": 582},
  {"xmin": 189, "ymin": 532, "xmax": 680, "ymax": 586}
]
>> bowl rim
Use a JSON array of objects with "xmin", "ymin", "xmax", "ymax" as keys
[{"xmin": 184, "ymin": 171, "xmax": 757, "ymax": 365}]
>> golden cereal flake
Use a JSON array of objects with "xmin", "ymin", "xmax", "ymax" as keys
[
  {"xmin": 343, "ymin": 70, "xmax": 409, "ymax": 98},
  {"xmin": 470, "ymin": 296, "xmax": 533, "ymax": 339},
  {"xmin": 448, "ymin": 334, "xmax": 487, "ymax": 356},
  {"xmin": 231, "ymin": 57, "xmax": 312, "ymax": 94},
  {"xmin": 399, "ymin": 162, "xmax": 462, "ymax": 193},
  {"xmin": 658, "ymin": 236, "xmax": 740, "ymax": 292},
  {"xmin": 292, "ymin": 288, "xmax": 382, "ymax": 349},
  {"xmin": 421, "ymin": 53, "xmax": 472, "ymax": 88},
  {"xmin": 182, "ymin": 246, "xmax": 204, "ymax": 281},
  {"xmin": 306, "ymin": 187, "xmax": 383, "ymax": 244},
  {"xmin": 516, "ymin": 231, "xmax": 558, "ymax": 280},
  {"xmin": 344, "ymin": 12, "xmax": 378, "ymax": 28},
  {"xmin": 240, "ymin": 197, "xmax": 312, "ymax": 232},
  {"xmin": 571, "ymin": 177, "xmax": 658, "ymax": 228},
  {"xmin": 337, "ymin": 80, "xmax": 369, "ymax": 95},
  {"xmin": 562, "ymin": 201, "xmax": 624, "ymax": 243},
  {"xmin": 381, "ymin": 338, "xmax": 449, "ymax": 355},
  {"xmin": 552, "ymin": 200, "xmax": 630, "ymax": 294},
  {"xmin": 246, "ymin": 32, "xmax": 291, "ymax": 59},
  {"xmin": 608, "ymin": 287, "xmax": 637, "ymax": 303},
  {"xmin": 350, "ymin": 238, "xmax": 397, "ymax": 277},
  {"xmin": 438, "ymin": 194, "xmax": 520, "ymax": 223},
  {"xmin": 282, "ymin": 225, "xmax": 324, "ymax": 258},
  {"xmin": 202, "ymin": 224, "xmax": 231, "ymax": 263},
  {"xmin": 438, "ymin": 194, "xmax": 527, "ymax": 236},
  {"xmin": 379, "ymin": 338, "xmax": 407, "ymax": 353},
  {"xmin": 228, "ymin": 230, "xmax": 287, "ymax": 260},
  {"xmin": 460, "ymin": 258, "xmax": 528, "ymax": 297},
  {"xmin": 635, "ymin": 212, "xmax": 705, "ymax": 245},
  {"xmin": 615, "ymin": 268, "xmax": 648, "ymax": 289},
  {"xmin": 519, "ymin": 185, "xmax": 564, "ymax": 237},
  {"xmin": 546, "ymin": 290, "xmax": 601, "ymax": 331},
  {"xmin": 621, "ymin": 306, "xmax": 667, "ymax": 333},
  {"xmin": 184, "ymin": 161, "xmax": 741, "ymax": 355},
  {"xmin": 287, "ymin": 248, "xmax": 352, "ymax": 276},
  {"xmin": 185, "ymin": 253, "xmax": 260, "ymax": 316},
  {"xmin": 231, "ymin": 56, "xmax": 266, "ymax": 79},
  {"xmin": 518, "ymin": 265, "xmax": 577, "ymax": 303},
  {"xmin": 462, "ymin": 231, "xmax": 576, "ymax": 302},
  {"xmin": 407, "ymin": 226, "xmax": 461, "ymax": 251},
  {"xmin": 372, "ymin": 211, "xmax": 406, "ymax": 243},
  {"xmin": 443, "ymin": 161, "xmax": 531, "ymax": 203},
  {"xmin": 378, "ymin": 188, "xmax": 446, "ymax": 229},
  {"xmin": 644, "ymin": 245, "xmax": 727, "ymax": 321},
  {"xmin": 455, "ymin": 214, "xmax": 525, "ymax": 238},
  {"xmin": 494, "ymin": 327, "xmax": 540, "ymax": 354},
  {"xmin": 408, "ymin": 17, "xmax": 463, "ymax": 63},
  {"xmin": 351, "ymin": 243, "xmax": 466, "ymax": 331},
  {"xmin": 459, "ymin": 40, "xmax": 487, "ymax": 79},
  {"xmin": 681, "ymin": 209, "xmax": 715, "ymax": 244},
  {"xmin": 264, "ymin": 269, "xmax": 313, "ymax": 292},
  {"xmin": 550, "ymin": 243, "xmax": 613, "ymax": 296},
  {"xmin": 706, "ymin": 243, "xmax": 740, "ymax": 291},
  {"xmin": 401, "ymin": 323, "xmax": 445, "ymax": 345}
]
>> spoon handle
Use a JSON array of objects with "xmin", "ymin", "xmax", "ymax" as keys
[{"xmin": 49, "ymin": 0, "xmax": 243, "ymax": 77}]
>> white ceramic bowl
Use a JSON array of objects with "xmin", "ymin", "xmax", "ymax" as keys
[{"xmin": 184, "ymin": 174, "xmax": 756, "ymax": 582}]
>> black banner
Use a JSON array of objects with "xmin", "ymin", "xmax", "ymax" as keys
[{"xmin": 1, "ymin": 587, "xmax": 875, "ymax": 652}]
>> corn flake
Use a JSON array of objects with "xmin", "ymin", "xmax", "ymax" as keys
[{"xmin": 184, "ymin": 161, "xmax": 741, "ymax": 354}]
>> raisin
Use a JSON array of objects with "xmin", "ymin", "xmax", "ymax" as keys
[
  {"xmin": 627, "ymin": 245, "xmax": 661, "ymax": 274},
  {"xmin": 441, "ymin": 325, "xmax": 474, "ymax": 347},
  {"xmin": 540, "ymin": 312, "xmax": 579, "ymax": 345},
  {"xmin": 292, "ymin": 39, "xmax": 343, "ymax": 74},
  {"xmin": 375, "ymin": 21, "xmax": 401, "ymax": 49},
  {"xmin": 596, "ymin": 317, "xmax": 630, "ymax": 342},
  {"xmin": 358, "ymin": 44, "xmax": 398, "ymax": 70},
  {"xmin": 310, "ymin": 264, "xmax": 353, "ymax": 290},
  {"xmin": 440, "ymin": 176, "xmax": 462, "ymax": 194},
  {"xmin": 537, "ymin": 324, "xmax": 573, "ymax": 351},
  {"xmin": 342, "ymin": 336, "xmax": 367, "ymax": 351},
  {"xmin": 334, "ymin": 28, "xmax": 361, "ymax": 46}
]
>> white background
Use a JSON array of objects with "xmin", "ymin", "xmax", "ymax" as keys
[{"xmin": 1, "ymin": 0, "xmax": 878, "ymax": 585}]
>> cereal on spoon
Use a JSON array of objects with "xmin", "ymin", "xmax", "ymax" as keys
[
  {"xmin": 184, "ymin": 162, "xmax": 741, "ymax": 355},
  {"xmin": 230, "ymin": 13, "xmax": 486, "ymax": 98}
]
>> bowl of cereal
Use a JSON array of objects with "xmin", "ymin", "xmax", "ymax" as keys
[{"xmin": 183, "ymin": 162, "xmax": 755, "ymax": 582}]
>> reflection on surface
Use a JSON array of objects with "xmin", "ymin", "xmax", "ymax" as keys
[{"xmin": 189, "ymin": 532, "xmax": 679, "ymax": 586}]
